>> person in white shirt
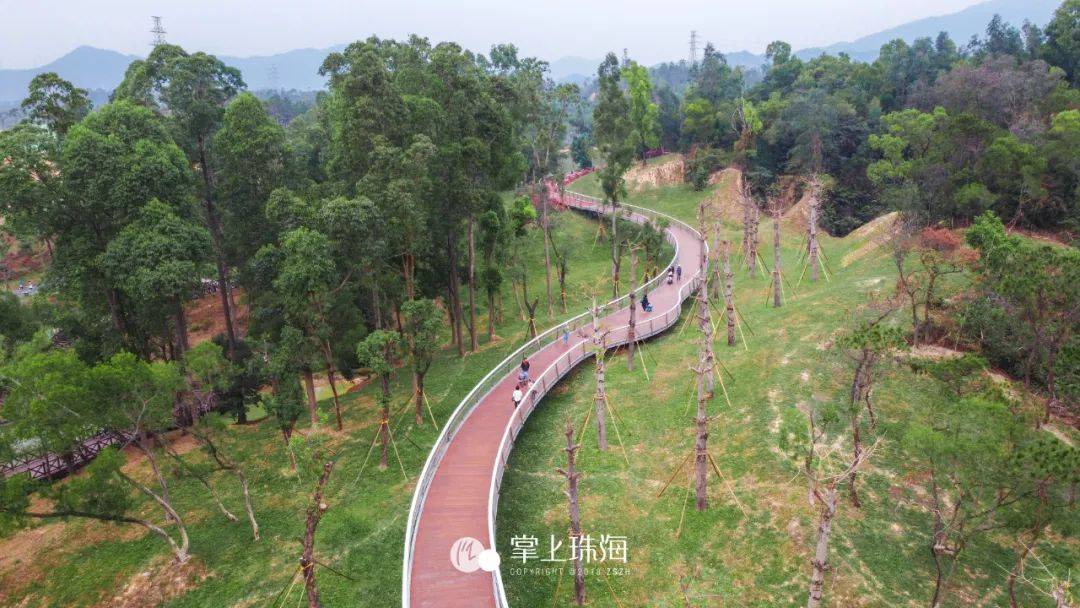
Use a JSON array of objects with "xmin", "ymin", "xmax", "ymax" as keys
[{"xmin": 511, "ymin": 385, "xmax": 524, "ymax": 408}]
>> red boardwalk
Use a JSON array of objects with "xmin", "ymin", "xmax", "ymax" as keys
[{"xmin": 404, "ymin": 192, "xmax": 703, "ymax": 607}]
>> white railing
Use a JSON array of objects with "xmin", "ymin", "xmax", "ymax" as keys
[{"xmin": 402, "ymin": 191, "xmax": 705, "ymax": 608}]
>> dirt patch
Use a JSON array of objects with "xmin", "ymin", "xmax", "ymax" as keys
[
  {"xmin": 909, "ymin": 344, "xmax": 964, "ymax": 361},
  {"xmin": 705, "ymin": 168, "xmax": 746, "ymax": 224},
  {"xmin": 0, "ymin": 521, "xmax": 65, "ymax": 596},
  {"xmin": 99, "ymin": 557, "xmax": 206, "ymax": 608},
  {"xmin": 0, "ymin": 224, "xmax": 49, "ymax": 285},
  {"xmin": 840, "ymin": 212, "xmax": 899, "ymax": 268},
  {"xmin": 185, "ymin": 289, "xmax": 249, "ymax": 347},
  {"xmin": 624, "ymin": 155, "xmax": 684, "ymax": 190}
]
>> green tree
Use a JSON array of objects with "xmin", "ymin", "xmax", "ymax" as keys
[
  {"xmin": 1042, "ymin": 0, "xmax": 1080, "ymax": 85},
  {"xmin": 622, "ymin": 60, "xmax": 661, "ymax": 165},
  {"xmin": 903, "ymin": 394, "xmax": 1027, "ymax": 608},
  {"xmin": 966, "ymin": 212, "xmax": 1080, "ymax": 422},
  {"xmin": 115, "ymin": 44, "xmax": 246, "ymax": 359},
  {"xmin": 356, "ymin": 330, "xmax": 401, "ymax": 470},
  {"xmin": 401, "ymin": 298, "xmax": 442, "ymax": 425},
  {"xmin": 593, "ymin": 53, "xmax": 635, "ymax": 297},
  {"xmin": 20, "ymin": 72, "xmax": 91, "ymax": 136},
  {"xmin": 102, "ymin": 200, "xmax": 211, "ymax": 357}
]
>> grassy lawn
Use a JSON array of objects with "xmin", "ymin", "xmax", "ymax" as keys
[
  {"xmin": 0, "ymin": 205, "xmax": 622, "ymax": 608},
  {"xmin": 497, "ymin": 168, "xmax": 1079, "ymax": 607}
]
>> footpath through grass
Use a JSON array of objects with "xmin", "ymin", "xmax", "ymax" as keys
[
  {"xmin": 0, "ymin": 207, "xmax": 619, "ymax": 608},
  {"xmin": 497, "ymin": 167, "xmax": 1079, "ymax": 607}
]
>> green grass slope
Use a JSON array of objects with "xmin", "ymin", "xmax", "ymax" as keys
[
  {"xmin": 0, "ymin": 207, "xmax": 621, "ymax": 608},
  {"xmin": 497, "ymin": 167, "xmax": 1078, "ymax": 607}
]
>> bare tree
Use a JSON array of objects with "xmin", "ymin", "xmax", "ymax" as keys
[
  {"xmin": 771, "ymin": 203, "xmax": 783, "ymax": 307},
  {"xmin": 807, "ymin": 175, "xmax": 821, "ymax": 282},
  {"xmin": 300, "ymin": 460, "xmax": 335, "ymax": 608},
  {"xmin": 722, "ymin": 241, "xmax": 737, "ymax": 347},
  {"xmin": 557, "ymin": 421, "xmax": 586, "ymax": 605}
]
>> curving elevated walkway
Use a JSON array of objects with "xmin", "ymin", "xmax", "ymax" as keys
[{"xmin": 402, "ymin": 191, "xmax": 705, "ymax": 607}]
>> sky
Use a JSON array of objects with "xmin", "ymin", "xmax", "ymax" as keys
[{"xmin": 0, "ymin": 0, "xmax": 987, "ymax": 69}]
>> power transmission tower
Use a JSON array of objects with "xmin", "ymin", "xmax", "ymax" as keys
[
  {"xmin": 150, "ymin": 16, "xmax": 167, "ymax": 47},
  {"xmin": 689, "ymin": 30, "xmax": 699, "ymax": 68}
]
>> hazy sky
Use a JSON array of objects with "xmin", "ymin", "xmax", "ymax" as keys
[{"xmin": 0, "ymin": 0, "xmax": 986, "ymax": 69}]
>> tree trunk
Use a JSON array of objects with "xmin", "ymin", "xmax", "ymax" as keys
[
  {"xmin": 694, "ymin": 364, "xmax": 710, "ymax": 511},
  {"xmin": 849, "ymin": 412, "xmax": 863, "ymax": 508},
  {"xmin": 379, "ymin": 377, "xmax": 391, "ymax": 470},
  {"xmin": 236, "ymin": 468, "xmax": 259, "ymax": 541},
  {"xmin": 447, "ymin": 233, "xmax": 466, "ymax": 357},
  {"xmin": 610, "ymin": 203, "xmax": 620, "ymax": 298},
  {"xmin": 542, "ymin": 198, "xmax": 555, "ymax": 319},
  {"xmin": 559, "ymin": 422, "xmax": 586, "ymax": 606},
  {"xmin": 467, "ymin": 217, "xmax": 478, "ymax": 352},
  {"xmin": 722, "ymin": 241, "xmax": 737, "ymax": 347},
  {"xmin": 808, "ymin": 176, "xmax": 820, "ymax": 283},
  {"xmin": 371, "ymin": 282, "xmax": 382, "ymax": 329},
  {"xmin": 300, "ymin": 460, "xmax": 335, "ymax": 608},
  {"xmin": 627, "ymin": 251, "xmax": 638, "ymax": 371},
  {"xmin": 414, "ymin": 371, "xmax": 427, "ymax": 425},
  {"xmin": 174, "ymin": 298, "xmax": 190, "ymax": 355},
  {"xmin": 321, "ymin": 342, "xmax": 343, "ymax": 431},
  {"xmin": 806, "ymin": 485, "xmax": 838, "ymax": 608},
  {"xmin": 594, "ymin": 334, "xmax": 608, "ymax": 451},
  {"xmin": 303, "ymin": 368, "xmax": 318, "ymax": 427},
  {"xmin": 773, "ymin": 208, "xmax": 783, "ymax": 308},
  {"xmin": 196, "ymin": 137, "xmax": 239, "ymax": 360},
  {"xmin": 487, "ymin": 289, "xmax": 496, "ymax": 340}
]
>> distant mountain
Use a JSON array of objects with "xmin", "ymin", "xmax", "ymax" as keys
[
  {"xmin": 0, "ymin": 0, "xmax": 1063, "ymax": 103},
  {"xmin": 795, "ymin": 0, "xmax": 1060, "ymax": 61},
  {"xmin": 0, "ymin": 46, "xmax": 139, "ymax": 103},
  {"xmin": 0, "ymin": 44, "xmax": 341, "ymax": 104},
  {"xmin": 218, "ymin": 46, "xmax": 343, "ymax": 91}
]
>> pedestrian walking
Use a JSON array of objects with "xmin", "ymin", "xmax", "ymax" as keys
[
  {"xmin": 676, "ymin": 264, "xmax": 682, "ymax": 281},
  {"xmin": 511, "ymin": 385, "xmax": 524, "ymax": 408}
]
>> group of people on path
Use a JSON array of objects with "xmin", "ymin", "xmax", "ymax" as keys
[
  {"xmin": 510, "ymin": 262, "xmax": 683, "ymax": 409},
  {"xmin": 511, "ymin": 358, "xmax": 530, "ymax": 408}
]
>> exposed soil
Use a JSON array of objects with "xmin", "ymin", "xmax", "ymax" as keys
[
  {"xmin": 185, "ymin": 288, "xmax": 249, "ymax": 347},
  {"xmin": 840, "ymin": 212, "xmax": 899, "ymax": 268},
  {"xmin": 705, "ymin": 168, "xmax": 746, "ymax": 224},
  {"xmin": 98, "ymin": 557, "xmax": 206, "ymax": 608},
  {"xmin": 624, "ymin": 155, "xmax": 684, "ymax": 190}
]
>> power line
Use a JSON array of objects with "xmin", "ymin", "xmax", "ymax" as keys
[{"xmin": 151, "ymin": 16, "xmax": 167, "ymax": 47}]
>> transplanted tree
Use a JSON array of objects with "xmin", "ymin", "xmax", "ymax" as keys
[
  {"xmin": 592, "ymin": 53, "xmax": 635, "ymax": 297},
  {"xmin": 0, "ymin": 447, "xmax": 192, "ymax": 563},
  {"xmin": 102, "ymin": 199, "xmax": 211, "ymax": 358},
  {"xmin": 622, "ymin": 60, "xmax": 661, "ymax": 165},
  {"xmin": 0, "ymin": 349, "xmax": 97, "ymax": 476},
  {"xmin": 356, "ymin": 330, "xmax": 401, "ymax": 471},
  {"xmin": 966, "ymin": 211, "xmax": 1080, "ymax": 423},
  {"xmin": 91, "ymin": 352, "xmax": 192, "ymax": 560},
  {"xmin": 115, "ymin": 44, "xmax": 246, "ymax": 359},
  {"xmin": 20, "ymin": 72, "xmax": 91, "ymax": 136},
  {"xmin": 55, "ymin": 101, "xmax": 195, "ymax": 357},
  {"xmin": 181, "ymin": 342, "xmax": 260, "ymax": 539},
  {"xmin": 835, "ymin": 307, "xmax": 905, "ymax": 507},
  {"xmin": 903, "ymin": 391, "xmax": 1027, "ymax": 608},
  {"xmin": 273, "ymin": 226, "xmax": 355, "ymax": 430},
  {"xmin": 401, "ymin": 298, "xmax": 442, "ymax": 425},
  {"xmin": 214, "ymin": 91, "xmax": 290, "ymax": 272}
]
